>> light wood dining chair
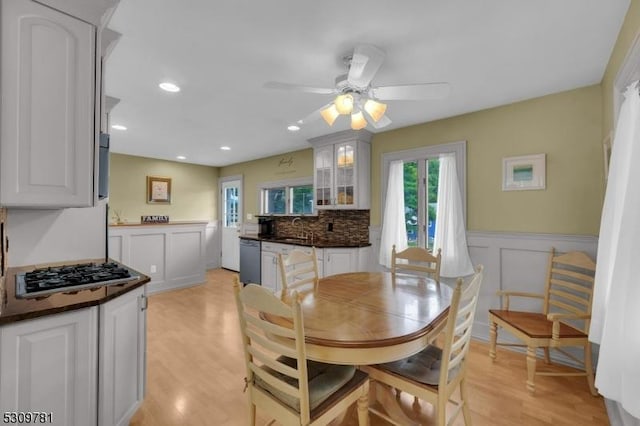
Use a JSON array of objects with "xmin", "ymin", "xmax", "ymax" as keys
[
  {"xmin": 232, "ymin": 277, "xmax": 370, "ymax": 425},
  {"xmin": 391, "ymin": 245, "xmax": 442, "ymax": 281},
  {"xmin": 278, "ymin": 247, "xmax": 319, "ymax": 296},
  {"xmin": 488, "ymin": 249, "xmax": 597, "ymax": 395},
  {"xmin": 363, "ymin": 265, "xmax": 484, "ymax": 426}
]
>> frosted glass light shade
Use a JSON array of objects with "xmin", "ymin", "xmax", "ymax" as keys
[
  {"xmin": 320, "ymin": 104, "xmax": 340, "ymax": 126},
  {"xmin": 364, "ymin": 99, "xmax": 387, "ymax": 122},
  {"xmin": 335, "ymin": 94, "xmax": 354, "ymax": 114},
  {"xmin": 351, "ymin": 111, "xmax": 367, "ymax": 130}
]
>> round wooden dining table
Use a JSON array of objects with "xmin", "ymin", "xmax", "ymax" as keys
[{"xmin": 272, "ymin": 271, "xmax": 453, "ymax": 365}]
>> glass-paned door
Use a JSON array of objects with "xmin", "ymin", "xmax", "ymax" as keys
[
  {"xmin": 221, "ymin": 179, "xmax": 242, "ymax": 271},
  {"xmin": 402, "ymin": 158, "xmax": 439, "ymax": 249}
]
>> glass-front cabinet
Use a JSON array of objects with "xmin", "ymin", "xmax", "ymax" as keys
[
  {"xmin": 309, "ymin": 130, "xmax": 371, "ymax": 210},
  {"xmin": 315, "ymin": 146, "xmax": 333, "ymax": 207}
]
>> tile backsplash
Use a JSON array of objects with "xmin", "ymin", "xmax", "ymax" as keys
[{"xmin": 270, "ymin": 210, "xmax": 369, "ymax": 245}]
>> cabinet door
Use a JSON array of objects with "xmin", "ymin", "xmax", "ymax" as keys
[
  {"xmin": 324, "ymin": 248, "xmax": 355, "ymax": 277},
  {"xmin": 261, "ymin": 251, "xmax": 278, "ymax": 292},
  {"xmin": 314, "ymin": 146, "xmax": 334, "ymax": 208},
  {"xmin": 335, "ymin": 142, "xmax": 356, "ymax": 208},
  {"xmin": 0, "ymin": 308, "xmax": 98, "ymax": 426},
  {"xmin": 1, "ymin": 0, "xmax": 96, "ymax": 207},
  {"xmin": 99, "ymin": 286, "xmax": 146, "ymax": 426}
]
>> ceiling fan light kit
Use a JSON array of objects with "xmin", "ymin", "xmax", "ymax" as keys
[
  {"xmin": 265, "ymin": 44, "xmax": 450, "ymax": 131},
  {"xmin": 350, "ymin": 110, "xmax": 367, "ymax": 130},
  {"xmin": 334, "ymin": 93, "xmax": 354, "ymax": 114},
  {"xmin": 320, "ymin": 104, "xmax": 340, "ymax": 126},
  {"xmin": 364, "ymin": 98, "xmax": 387, "ymax": 122}
]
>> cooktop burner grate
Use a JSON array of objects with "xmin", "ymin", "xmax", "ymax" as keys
[{"xmin": 16, "ymin": 262, "xmax": 140, "ymax": 299}]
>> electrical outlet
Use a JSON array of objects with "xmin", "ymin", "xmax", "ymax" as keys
[
  {"xmin": 246, "ymin": 213, "xmax": 253, "ymax": 220},
  {"xmin": 150, "ymin": 265, "xmax": 157, "ymax": 273}
]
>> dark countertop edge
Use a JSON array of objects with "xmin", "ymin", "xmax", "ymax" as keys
[
  {"xmin": 240, "ymin": 234, "xmax": 372, "ymax": 248},
  {"xmin": 109, "ymin": 221, "xmax": 208, "ymax": 227},
  {"xmin": 0, "ymin": 261, "xmax": 151, "ymax": 326}
]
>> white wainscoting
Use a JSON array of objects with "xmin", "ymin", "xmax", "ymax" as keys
[
  {"xmin": 370, "ymin": 226, "xmax": 599, "ymax": 366},
  {"xmin": 206, "ymin": 221, "xmax": 220, "ymax": 270},
  {"xmin": 109, "ymin": 223, "xmax": 207, "ymax": 294}
]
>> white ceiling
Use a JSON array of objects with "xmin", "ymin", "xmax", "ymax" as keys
[{"xmin": 105, "ymin": 0, "xmax": 630, "ymax": 167}]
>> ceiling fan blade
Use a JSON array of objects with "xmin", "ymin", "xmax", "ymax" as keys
[
  {"xmin": 372, "ymin": 82, "xmax": 451, "ymax": 100},
  {"xmin": 347, "ymin": 45, "xmax": 385, "ymax": 88},
  {"xmin": 365, "ymin": 114, "xmax": 391, "ymax": 129},
  {"xmin": 263, "ymin": 81, "xmax": 336, "ymax": 95}
]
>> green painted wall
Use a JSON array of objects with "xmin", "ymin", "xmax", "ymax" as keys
[
  {"xmin": 371, "ymin": 85, "xmax": 603, "ymax": 235},
  {"xmin": 602, "ymin": 0, "xmax": 640, "ymax": 137},
  {"xmin": 220, "ymin": 148, "xmax": 313, "ymax": 221},
  {"xmin": 109, "ymin": 153, "xmax": 219, "ymax": 223}
]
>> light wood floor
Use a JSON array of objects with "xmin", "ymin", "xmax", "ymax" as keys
[{"xmin": 130, "ymin": 269, "xmax": 608, "ymax": 426}]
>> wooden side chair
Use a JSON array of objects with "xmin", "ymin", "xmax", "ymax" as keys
[
  {"xmin": 488, "ymin": 249, "xmax": 597, "ymax": 395},
  {"xmin": 278, "ymin": 247, "xmax": 319, "ymax": 296},
  {"xmin": 363, "ymin": 265, "xmax": 484, "ymax": 426},
  {"xmin": 391, "ymin": 244, "xmax": 442, "ymax": 281},
  {"xmin": 232, "ymin": 277, "xmax": 369, "ymax": 425}
]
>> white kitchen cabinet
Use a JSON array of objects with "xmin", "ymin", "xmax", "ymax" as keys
[
  {"xmin": 309, "ymin": 130, "xmax": 372, "ymax": 210},
  {"xmin": 0, "ymin": 307, "xmax": 99, "ymax": 426},
  {"xmin": 99, "ymin": 286, "xmax": 147, "ymax": 426},
  {"xmin": 260, "ymin": 250, "xmax": 281, "ymax": 292},
  {"xmin": 324, "ymin": 246, "xmax": 371, "ymax": 277},
  {"xmin": 0, "ymin": 0, "xmax": 96, "ymax": 207}
]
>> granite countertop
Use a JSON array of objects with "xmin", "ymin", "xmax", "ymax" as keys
[
  {"xmin": 240, "ymin": 234, "xmax": 371, "ymax": 248},
  {"xmin": 0, "ymin": 259, "xmax": 150, "ymax": 325}
]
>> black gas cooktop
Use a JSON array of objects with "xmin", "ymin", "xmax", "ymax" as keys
[{"xmin": 16, "ymin": 262, "xmax": 139, "ymax": 299}]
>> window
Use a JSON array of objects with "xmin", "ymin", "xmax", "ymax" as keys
[
  {"xmin": 259, "ymin": 178, "xmax": 314, "ymax": 215},
  {"xmin": 382, "ymin": 141, "xmax": 466, "ymax": 250}
]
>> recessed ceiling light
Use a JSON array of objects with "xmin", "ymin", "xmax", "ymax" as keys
[
  {"xmin": 159, "ymin": 82, "xmax": 180, "ymax": 92},
  {"xmin": 176, "ymin": 155, "xmax": 186, "ymax": 160},
  {"xmin": 287, "ymin": 125, "xmax": 300, "ymax": 132},
  {"xmin": 220, "ymin": 146, "xmax": 231, "ymax": 151},
  {"xmin": 111, "ymin": 124, "xmax": 127, "ymax": 130}
]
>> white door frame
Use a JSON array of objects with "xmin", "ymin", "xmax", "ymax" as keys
[{"xmin": 219, "ymin": 175, "xmax": 243, "ymax": 271}]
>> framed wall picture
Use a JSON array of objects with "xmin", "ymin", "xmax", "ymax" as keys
[
  {"xmin": 147, "ymin": 176, "xmax": 172, "ymax": 204},
  {"xmin": 502, "ymin": 154, "xmax": 546, "ymax": 191}
]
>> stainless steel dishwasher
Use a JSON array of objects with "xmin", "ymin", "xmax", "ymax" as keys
[{"xmin": 239, "ymin": 238, "xmax": 261, "ymax": 284}]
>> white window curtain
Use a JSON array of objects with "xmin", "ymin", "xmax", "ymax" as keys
[
  {"xmin": 433, "ymin": 153, "xmax": 474, "ymax": 277},
  {"xmin": 379, "ymin": 160, "xmax": 407, "ymax": 268},
  {"xmin": 589, "ymin": 81, "xmax": 640, "ymax": 419}
]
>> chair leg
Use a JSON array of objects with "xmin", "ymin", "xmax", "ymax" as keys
[
  {"xmin": 489, "ymin": 319, "xmax": 497, "ymax": 361},
  {"xmin": 543, "ymin": 347, "xmax": 551, "ymax": 364},
  {"xmin": 436, "ymin": 396, "xmax": 447, "ymax": 426},
  {"xmin": 249, "ymin": 402, "xmax": 256, "ymax": 426},
  {"xmin": 357, "ymin": 382, "xmax": 370, "ymax": 426},
  {"xmin": 526, "ymin": 346, "xmax": 537, "ymax": 394},
  {"xmin": 584, "ymin": 342, "xmax": 598, "ymax": 396},
  {"xmin": 460, "ymin": 377, "xmax": 472, "ymax": 426}
]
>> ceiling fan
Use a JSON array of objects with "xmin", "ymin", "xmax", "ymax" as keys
[{"xmin": 264, "ymin": 44, "xmax": 451, "ymax": 131}]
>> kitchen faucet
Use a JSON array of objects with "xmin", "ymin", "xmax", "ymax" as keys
[{"xmin": 292, "ymin": 217, "xmax": 305, "ymax": 239}]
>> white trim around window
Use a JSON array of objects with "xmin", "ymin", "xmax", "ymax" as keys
[
  {"xmin": 380, "ymin": 140, "xmax": 467, "ymax": 225},
  {"xmin": 257, "ymin": 176, "xmax": 315, "ymax": 216}
]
